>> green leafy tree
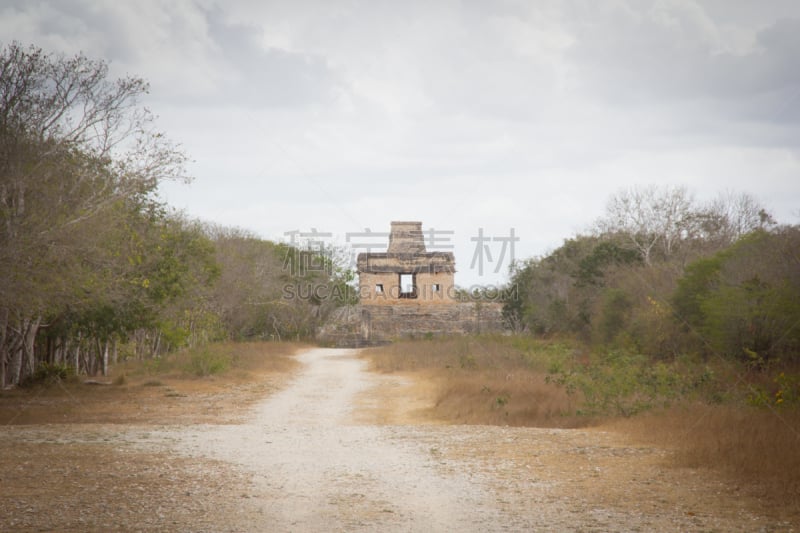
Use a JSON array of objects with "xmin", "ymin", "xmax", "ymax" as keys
[
  {"xmin": 0, "ymin": 42, "xmax": 187, "ymax": 385},
  {"xmin": 673, "ymin": 227, "xmax": 800, "ymax": 363}
]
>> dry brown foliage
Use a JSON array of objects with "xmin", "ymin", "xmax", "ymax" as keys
[
  {"xmin": 0, "ymin": 341, "xmax": 305, "ymax": 425},
  {"xmin": 613, "ymin": 404, "xmax": 800, "ymax": 507},
  {"xmin": 363, "ymin": 336, "xmax": 589, "ymax": 427},
  {"xmin": 364, "ymin": 336, "xmax": 800, "ymax": 508}
]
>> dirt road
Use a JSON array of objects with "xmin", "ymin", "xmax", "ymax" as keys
[
  {"xmin": 147, "ymin": 347, "xmax": 791, "ymax": 531},
  {"xmin": 161, "ymin": 347, "xmax": 501, "ymax": 531},
  {"xmin": 2, "ymin": 347, "xmax": 794, "ymax": 531}
]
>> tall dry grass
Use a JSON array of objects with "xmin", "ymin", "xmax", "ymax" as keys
[
  {"xmin": 364, "ymin": 335, "xmax": 800, "ymax": 507},
  {"xmin": 193, "ymin": 340, "xmax": 303, "ymax": 375},
  {"xmin": 1, "ymin": 341, "xmax": 307, "ymax": 425},
  {"xmin": 363, "ymin": 335, "xmax": 589, "ymax": 427},
  {"xmin": 122, "ymin": 340, "xmax": 305, "ymax": 379},
  {"xmin": 616, "ymin": 404, "xmax": 800, "ymax": 506}
]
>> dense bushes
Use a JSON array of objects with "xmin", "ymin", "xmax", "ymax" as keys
[
  {"xmin": 499, "ymin": 186, "xmax": 800, "ymax": 449},
  {"xmin": 674, "ymin": 228, "xmax": 800, "ymax": 364},
  {"xmin": 365, "ymin": 335, "xmax": 725, "ymax": 422},
  {"xmin": 0, "ymin": 43, "xmax": 351, "ymax": 386},
  {"xmin": 506, "ymin": 187, "xmax": 798, "ymax": 368}
]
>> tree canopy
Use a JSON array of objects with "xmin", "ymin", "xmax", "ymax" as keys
[
  {"xmin": 505, "ymin": 185, "xmax": 798, "ymax": 365},
  {"xmin": 0, "ymin": 43, "xmax": 352, "ymax": 387}
]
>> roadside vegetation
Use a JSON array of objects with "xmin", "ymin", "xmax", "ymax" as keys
[
  {"xmin": 0, "ymin": 42, "xmax": 353, "ymax": 389},
  {"xmin": 3, "ymin": 40, "xmax": 797, "ymax": 509},
  {"xmin": 365, "ymin": 184, "xmax": 800, "ymax": 505},
  {"xmin": 364, "ymin": 335, "xmax": 799, "ymax": 504},
  {"xmin": 1, "ymin": 341, "xmax": 304, "ymax": 425}
]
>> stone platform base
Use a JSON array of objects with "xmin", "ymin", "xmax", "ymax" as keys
[{"xmin": 316, "ymin": 303, "xmax": 506, "ymax": 347}]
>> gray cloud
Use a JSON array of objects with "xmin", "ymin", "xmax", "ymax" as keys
[
  {"xmin": 0, "ymin": 0, "xmax": 341, "ymax": 109},
  {"xmin": 565, "ymin": 1, "xmax": 800, "ymax": 129},
  {"xmin": 3, "ymin": 0, "xmax": 799, "ymax": 285},
  {"xmin": 181, "ymin": 5, "xmax": 340, "ymax": 108}
]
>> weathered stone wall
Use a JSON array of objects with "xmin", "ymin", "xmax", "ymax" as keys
[
  {"xmin": 357, "ymin": 220, "xmax": 456, "ymax": 305},
  {"xmin": 329, "ymin": 220, "xmax": 503, "ymax": 347},
  {"xmin": 360, "ymin": 270, "xmax": 455, "ymax": 304},
  {"xmin": 317, "ymin": 302, "xmax": 506, "ymax": 347},
  {"xmin": 362, "ymin": 302, "xmax": 505, "ymax": 340},
  {"xmin": 386, "ymin": 221, "xmax": 426, "ymax": 254}
]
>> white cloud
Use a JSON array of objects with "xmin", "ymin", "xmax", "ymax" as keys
[{"xmin": 3, "ymin": 0, "xmax": 800, "ymax": 286}]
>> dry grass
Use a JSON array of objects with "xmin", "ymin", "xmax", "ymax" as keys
[
  {"xmin": 613, "ymin": 404, "xmax": 800, "ymax": 507},
  {"xmin": 431, "ymin": 372, "xmax": 582, "ymax": 426},
  {"xmin": 364, "ymin": 335, "xmax": 800, "ymax": 509},
  {"xmin": 0, "ymin": 341, "xmax": 305, "ymax": 425},
  {"xmin": 157, "ymin": 340, "xmax": 302, "ymax": 377},
  {"xmin": 363, "ymin": 335, "xmax": 589, "ymax": 427}
]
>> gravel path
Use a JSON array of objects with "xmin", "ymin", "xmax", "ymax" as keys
[
  {"xmin": 146, "ymin": 348, "xmax": 792, "ymax": 532},
  {"xmin": 156, "ymin": 348, "xmax": 497, "ymax": 531},
  {"xmin": 2, "ymin": 347, "xmax": 794, "ymax": 531}
]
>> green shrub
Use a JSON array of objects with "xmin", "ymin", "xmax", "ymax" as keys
[
  {"xmin": 22, "ymin": 362, "xmax": 75, "ymax": 386},
  {"xmin": 596, "ymin": 289, "xmax": 632, "ymax": 345},
  {"xmin": 187, "ymin": 347, "xmax": 231, "ymax": 376},
  {"xmin": 747, "ymin": 371, "xmax": 800, "ymax": 408},
  {"xmin": 143, "ymin": 357, "xmax": 172, "ymax": 376},
  {"xmin": 546, "ymin": 350, "xmax": 721, "ymax": 417}
]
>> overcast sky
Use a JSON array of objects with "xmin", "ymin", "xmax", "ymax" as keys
[{"xmin": 3, "ymin": 0, "xmax": 800, "ymax": 286}]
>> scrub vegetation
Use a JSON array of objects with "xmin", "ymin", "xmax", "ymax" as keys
[
  {"xmin": 365, "ymin": 185, "xmax": 800, "ymax": 505},
  {"xmin": 364, "ymin": 335, "xmax": 800, "ymax": 504},
  {"xmin": 1, "ymin": 341, "xmax": 303, "ymax": 425},
  {"xmin": 3, "ymin": 41, "xmax": 798, "ymax": 511},
  {"xmin": 0, "ymin": 43, "xmax": 353, "ymax": 389}
]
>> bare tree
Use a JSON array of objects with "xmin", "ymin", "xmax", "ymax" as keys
[
  {"xmin": 597, "ymin": 185, "xmax": 696, "ymax": 266},
  {"xmin": 703, "ymin": 190, "xmax": 768, "ymax": 245}
]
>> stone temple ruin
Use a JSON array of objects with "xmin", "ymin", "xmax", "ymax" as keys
[
  {"xmin": 317, "ymin": 221, "xmax": 505, "ymax": 346},
  {"xmin": 358, "ymin": 221, "xmax": 456, "ymax": 304}
]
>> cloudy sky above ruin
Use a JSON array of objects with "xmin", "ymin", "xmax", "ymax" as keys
[{"xmin": 3, "ymin": 0, "xmax": 800, "ymax": 286}]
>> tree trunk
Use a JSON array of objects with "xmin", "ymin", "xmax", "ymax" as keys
[
  {"xmin": 95, "ymin": 339, "xmax": 103, "ymax": 376},
  {"xmin": 73, "ymin": 333, "xmax": 80, "ymax": 374},
  {"xmin": 9, "ymin": 342, "xmax": 22, "ymax": 385},
  {"xmin": 102, "ymin": 339, "xmax": 109, "ymax": 376},
  {"xmin": 21, "ymin": 316, "xmax": 42, "ymax": 382},
  {"xmin": 87, "ymin": 342, "xmax": 96, "ymax": 376},
  {"xmin": 7, "ymin": 315, "xmax": 24, "ymax": 385},
  {"xmin": 59, "ymin": 337, "xmax": 66, "ymax": 366},
  {"xmin": 0, "ymin": 308, "xmax": 7, "ymax": 387},
  {"xmin": 152, "ymin": 330, "xmax": 161, "ymax": 358},
  {"xmin": 134, "ymin": 329, "xmax": 146, "ymax": 359}
]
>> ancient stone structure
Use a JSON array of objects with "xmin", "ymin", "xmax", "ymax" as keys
[
  {"xmin": 357, "ymin": 221, "xmax": 456, "ymax": 304},
  {"xmin": 317, "ymin": 221, "xmax": 506, "ymax": 347}
]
